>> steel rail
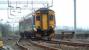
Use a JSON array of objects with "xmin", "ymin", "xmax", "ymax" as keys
[
  {"xmin": 16, "ymin": 39, "xmax": 61, "ymax": 50},
  {"xmin": 51, "ymin": 39, "xmax": 89, "ymax": 47}
]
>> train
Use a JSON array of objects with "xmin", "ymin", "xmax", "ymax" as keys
[{"xmin": 19, "ymin": 8, "xmax": 56, "ymax": 40}]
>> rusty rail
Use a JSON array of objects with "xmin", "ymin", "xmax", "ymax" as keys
[
  {"xmin": 16, "ymin": 38, "xmax": 89, "ymax": 50},
  {"xmin": 16, "ymin": 39, "xmax": 27, "ymax": 50},
  {"xmin": 51, "ymin": 39, "xmax": 89, "ymax": 47},
  {"xmin": 30, "ymin": 40, "xmax": 60, "ymax": 50},
  {"xmin": 60, "ymin": 40, "xmax": 89, "ymax": 47},
  {"xmin": 50, "ymin": 39, "xmax": 89, "ymax": 50},
  {"xmin": 16, "ymin": 39, "xmax": 61, "ymax": 50}
]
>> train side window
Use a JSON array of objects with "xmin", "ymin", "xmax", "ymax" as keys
[
  {"xmin": 36, "ymin": 16, "xmax": 40, "ymax": 21},
  {"xmin": 49, "ymin": 16, "xmax": 54, "ymax": 20}
]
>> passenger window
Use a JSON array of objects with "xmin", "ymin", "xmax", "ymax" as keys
[
  {"xmin": 49, "ymin": 16, "xmax": 54, "ymax": 20},
  {"xmin": 36, "ymin": 16, "xmax": 40, "ymax": 21}
]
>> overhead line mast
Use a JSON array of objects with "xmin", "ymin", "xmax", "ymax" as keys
[{"xmin": 74, "ymin": 0, "xmax": 77, "ymax": 38}]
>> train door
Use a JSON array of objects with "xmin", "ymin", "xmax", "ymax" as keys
[{"xmin": 42, "ymin": 14, "xmax": 48, "ymax": 30}]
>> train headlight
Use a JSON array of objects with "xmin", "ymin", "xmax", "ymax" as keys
[
  {"xmin": 51, "ymin": 26, "xmax": 54, "ymax": 28},
  {"xmin": 34, "ymin": 28, "xmax": 37, "ymax": 31}
]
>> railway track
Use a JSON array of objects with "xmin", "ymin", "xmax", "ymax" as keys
[
  {"xmin": 16, "ymin": 39, "xmax": 61, "ymax": 50},
  {"xmin": 51, "ymin": 39, "xmax": 89, "ymax": 47},
  {"xmin": 51, "ymin": 39, "xmax": 89, "ymax": 50},
  {"xmin": 16, "ymin": 38, "xmax": 89, "ymax": 50}
]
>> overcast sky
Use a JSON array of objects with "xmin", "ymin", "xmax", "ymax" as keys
[
  {"xmin": 53, "ymin": 0, "xmax": 89, "ymax": 29},
  {"xmin": 0, "ymin": 0, "xmax": 89, "ymax": 29}
]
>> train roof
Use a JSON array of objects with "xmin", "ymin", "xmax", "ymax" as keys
[
  {"xmin": 36, "ymin": 8, "xmax": 54, "ymax": 13},
  {"xmin": 19, "ymin": 17, "xmax": 32, "ymax": 23},
  {"xmin": 38, "ymin": 8, "xmax": 50, "ymax": 10},
  {"xmin": 37, "ymin": 8, "xmax": 53, "ymax": 11}
]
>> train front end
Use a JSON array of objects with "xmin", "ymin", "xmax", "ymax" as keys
[{"xmin": 34, "ymin": 8, "xmax": 55, "ymax": 40}]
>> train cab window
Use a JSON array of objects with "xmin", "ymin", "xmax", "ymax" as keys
[
  {"xmin": 49, "ymin": 16, "xmax": 54, "ymax": 20},
  {"xmin": 36, "ymin": 16, "xmax": 40, "ymax": 21}
]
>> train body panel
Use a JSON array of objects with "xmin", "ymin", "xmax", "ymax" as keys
[
  {"xmin": 48, "ymin": 10, "xmax": 55, "ymax": 26},
  {"xmin": 19, "ymin": 17, "xmax": 33, "ymax": 32},
  {"xmin": 35, "ymin": 15, "xmax": 41, "ymax": 29}
]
